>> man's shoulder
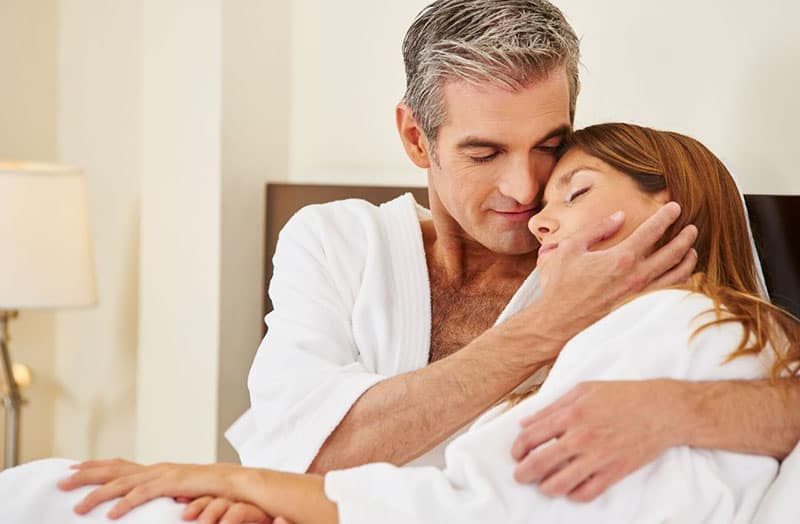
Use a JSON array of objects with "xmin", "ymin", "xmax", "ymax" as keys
[
  {"xmin": 282, "ymin": 193, "xmax": 419, "ymax": 244},
  {"xmin": 275, "ymin": 193, "xmax": 424, "ymax": 279}
]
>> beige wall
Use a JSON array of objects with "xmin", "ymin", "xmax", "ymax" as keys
[
  {"xmin": 559, "ymin": 0, "xmax": 800, "ymax": 195},
  {"xmin": 135, "ymin": 0, "xmax": 223, "ymax": 463},
  {"xmin": 288, "ymin": 0, "xmax": 428, "ymax": 186},
  {"xmin": 0, "ymin": 0, "xmax": 59, "ymax": 464},
  {"xmin": 53, "ymin": 0, "xmax": 141, "ymax": 460},
  {"xmin": 217, "ymin": 0, "xmax": 291, "ymax": 463}
]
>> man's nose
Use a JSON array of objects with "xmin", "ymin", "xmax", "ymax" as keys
[{"xmin": 497, "ymin": 158, "xmax": 541, "ymax": 206}]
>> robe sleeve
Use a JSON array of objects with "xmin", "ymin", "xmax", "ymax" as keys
[
  {"xmin": 325, "ymin": 290, "xmax": 778, "ymax": 524},
  {"xmin": 226, "ymin": 205, "xmax": 387, "ymax": 472}
]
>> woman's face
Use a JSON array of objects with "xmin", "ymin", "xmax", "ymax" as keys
[{"xmin": 528, "ymin": 148, "xmax": 669, "ymax": 267}]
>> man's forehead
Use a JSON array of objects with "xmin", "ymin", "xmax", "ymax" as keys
[{"xmin": 438, "ymin": 72, "xmax": 571, "ymax": 143}]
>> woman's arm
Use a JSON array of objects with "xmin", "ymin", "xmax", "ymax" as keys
[
  {"xmin": 66, "ymin": 462, "xmax": 337, "ymax": 524},
  {"xmin": 237, "ymin": 470, "xmax": 338, "ymax": 524}
]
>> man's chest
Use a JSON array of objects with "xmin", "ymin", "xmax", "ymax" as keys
[{"xmin": 427, "ymin": 278, "xmax": 516, "ymax": 363}]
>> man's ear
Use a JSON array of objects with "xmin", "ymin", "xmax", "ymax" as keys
[{"xmin": 396, "ymin": 103, "xmax": 432, "ymax": 169}]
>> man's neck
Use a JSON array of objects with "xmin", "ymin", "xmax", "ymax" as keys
[{"xmin": 421, "ymin": 218, "xmax": 537, "ymax": 289}]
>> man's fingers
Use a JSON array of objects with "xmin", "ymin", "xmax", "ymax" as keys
[
  {"xmin": 539, "ymin": 455, "xmax": 597, "ymax": 497},
  {"xmin": 571, "ymin": 210, "xmax": 626, "ymax": 251},
  {"xmin": 644, "ymin": 247, "xmax": 698, "ymax": 292},
  {"xmin": 616, "ymin": 202, "xmax": 682, "ymax": 259},
  {"xmin": 567, "ymin": 466, "xmax": 623, "ymax": 503},
  {"xmin": 511, "ymin": 413, "xmax": 564, "ymax": 462},
  {"xmin": 513, "ymin": 440, "xmax": 574, "ymax": 484},
  {"xmin": 273, "ymin": 518, "xmax": 295, "ymax": 524},
  {"xmin": 519, "ymin": 387, "xmax": 582, "ymax": 428},
  {"xmin": 183, "ymin": 496, "xmax": 214, "ymax": 520},
  {"xmin": 639, "ymin": 224, "xmax": 698, "ymax": 286}
]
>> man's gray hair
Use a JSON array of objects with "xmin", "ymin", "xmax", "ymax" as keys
[{"xmin": 402, "ymin": 0, "xmax": 581, "ymax": 152}]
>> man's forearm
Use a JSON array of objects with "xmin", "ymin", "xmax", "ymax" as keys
[
  {"xmin": 680, "ymin": 378, "xmax": 800, "ymax": 459},
  {"xmin": 307, "ymin": 308, "xmax": 565, "ymax": 474}
]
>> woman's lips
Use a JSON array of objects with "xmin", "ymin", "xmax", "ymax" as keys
[
  {"xmin": 538, "ymin": 242, "xmax": 558, "ymax": 257},
  {"xmin": 492, "ymin": 208, "xmax": 538, "ymax": 222}
]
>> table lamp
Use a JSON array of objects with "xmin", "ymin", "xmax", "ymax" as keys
[{"xmin": 0, "ymin": 162, "xmax": 97, "ymax": 469}]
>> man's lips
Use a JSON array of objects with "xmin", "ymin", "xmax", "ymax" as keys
[
  {"xmin": 538, "ymin": 242, "xmax": 558, "ymax": 257},
  {"xmin": 492, "ymin": 208, "xmax": 538, "ymax": 222}
]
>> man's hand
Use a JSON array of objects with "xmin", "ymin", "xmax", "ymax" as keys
[
  {"xmin": 527, "ymin": 202, "xmax": 698, "ymax": 344},
  {"xmin": 511, "ymin": 380, "xmax": 688, "ymax": 502}
]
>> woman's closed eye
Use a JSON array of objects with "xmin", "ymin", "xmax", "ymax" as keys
[{"xmin": 567, "ymin": 186, "xmax": 591, "ymax": 203}]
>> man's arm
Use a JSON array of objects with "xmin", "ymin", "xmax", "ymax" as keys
[
  {"xmin": 309, "ymin": 203, "xmax": 697, "ymax": 473},
  {"xmin": 512, "ymin": 378, "xmax": 800, "ymax": 503},
  {"xmin": 308, "ymin": 304, "xmax": 565, "ymax": 473},
  {"xmin": 686, "ymin": 378, "xmax": 800, "ymax": 458}
]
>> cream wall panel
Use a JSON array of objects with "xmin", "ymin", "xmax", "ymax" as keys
[
  {"xmin": 54, "ymin": 0, "xmax": 141, "ymax": 461},
  {"xmin": 0, "ymin": 0, "xmax": 59, "ymax": 464},
  {"xmin": 218, "ymin": 0, "xmax": 291, "ymax": 462},
  {"xmin": 136, "ymin": 0, "xmax": 223, "ymax": 463}
]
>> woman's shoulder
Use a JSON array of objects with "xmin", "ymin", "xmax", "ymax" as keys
[
  {"xmin": 567, "ymin": 289, "xmax": 713, "ymax": 347},
  {"xmin": 585, "ymin": 288, "xmax": 766, "ymax": 381}
]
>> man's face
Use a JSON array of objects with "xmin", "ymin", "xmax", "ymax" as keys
[{"xmin": 428, "ymin": 68, "xmax": 572, "ymax": 255}]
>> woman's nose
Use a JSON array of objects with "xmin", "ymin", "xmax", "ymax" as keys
[{"xmin": 528, "ymin": 214, "xmax": 558, "ymax": 242}]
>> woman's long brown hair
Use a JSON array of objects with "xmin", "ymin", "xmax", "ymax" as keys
[
  {"xmin": 575, "ymin": 123, "xmax": 799, "ymax": 377},
  {"xmin": 510, "ymin": 123, "xmax": 799, "ymax": 406}
]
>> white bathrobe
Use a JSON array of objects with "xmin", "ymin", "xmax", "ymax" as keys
[
  {"xmin": 226, "ymin": 193, "xmax": 544, "ymax": 470},
  {"xmin": 325, "ymin": 289, "xmax": 779, "ymax": 523}
]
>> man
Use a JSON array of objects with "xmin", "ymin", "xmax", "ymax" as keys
[{"xmin": 229, "ymin": 0, "xmax": 800, "ymax": 506}]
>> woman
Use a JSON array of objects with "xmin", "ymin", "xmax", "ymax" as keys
[{"xmin": 12, "ymin": 123, "xmax": 800, "ymax": 523}]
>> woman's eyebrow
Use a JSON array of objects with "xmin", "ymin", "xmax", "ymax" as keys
[
  {"xmin": 540, "ymin": 167, "xmax": 595, "ymax": 206},
  {"xmin": 556, "ymin": 166, "xmax": 594, "ymax": 188}
]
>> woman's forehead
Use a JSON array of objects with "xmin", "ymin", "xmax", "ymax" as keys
[{"xmin": 547, "ymin": 150, "xmax": 602, "ymax": 188}]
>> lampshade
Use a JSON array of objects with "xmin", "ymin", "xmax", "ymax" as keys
[{"xmin": 0, "ymin": 162, "xmax": 97, "ymax": 309}]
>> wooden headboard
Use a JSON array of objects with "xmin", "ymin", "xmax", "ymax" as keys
[
  {"xmin": 745, "ymin": 194, "xmax": 800, "ymax": 316},
  {"xmin": 262, "ymin": 184, "xmax": 429, "ymax": 333},
  {"xmin": 262, "ymin": 185, "xmax": 800, "ymax": 326}
]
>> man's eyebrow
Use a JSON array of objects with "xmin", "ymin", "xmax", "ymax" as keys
[
  {"xmin": 455, "ymin": 124, "xmax": 571, "ymax": 151},
  {"xmin": 536, "ymin": 124, "xmax": 571, "ymax": 145},
  {"xmin": 456, "ymin": 137, "xmax": 505, "ymax": 150}
]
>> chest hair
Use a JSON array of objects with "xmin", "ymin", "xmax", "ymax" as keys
[{"xmin": 427, "ymin": 268, "xmax": 519, "ymax": 364}]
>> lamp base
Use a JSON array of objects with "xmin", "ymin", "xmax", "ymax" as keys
[{"xmin": 0, "ymin": 310, "xmax": 21, "ymax": 470}]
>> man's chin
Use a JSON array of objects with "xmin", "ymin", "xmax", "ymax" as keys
[{"xmin": 481, "ymin": 235, "xmax": 539, "ymax": 256}]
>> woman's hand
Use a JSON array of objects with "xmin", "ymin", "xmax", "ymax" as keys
[
  {"xmin": 182, "ymin": 495, "xmax": 295, "ymax": 524},
  {"xmin": 58, "ymin": 459, "xmax": 255, "ymax": 520}
]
